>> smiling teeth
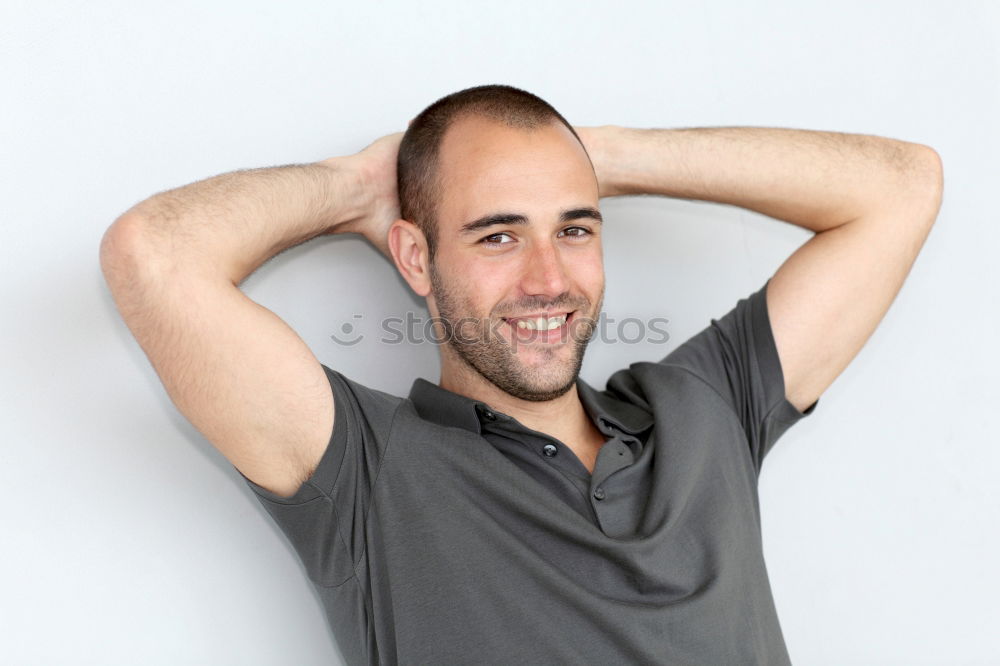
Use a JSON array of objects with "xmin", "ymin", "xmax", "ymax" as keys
[{"xmin": 516, "ymin": 315, "xmax": 567, "ymax": 330}]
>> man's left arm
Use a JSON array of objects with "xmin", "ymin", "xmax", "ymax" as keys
[{"xmin": 575, "ymin": 125, "xmax": 944, "ymax": 413}]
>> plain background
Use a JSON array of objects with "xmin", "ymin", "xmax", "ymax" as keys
[{"xmin": 3, "ymin": 1, "xmax": 997, "ymax": 664}]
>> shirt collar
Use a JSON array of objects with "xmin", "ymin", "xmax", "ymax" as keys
[
  {"xmin": 408, "ymin": 375, "xmax": 654, "ymax": 436},
  {"xmin": 408, "ymin": 377, "xmax": 487, "ymax": 434},
  {"xmin": 575, "ymin": 378, "xmax": 655, "ymax": 435}
]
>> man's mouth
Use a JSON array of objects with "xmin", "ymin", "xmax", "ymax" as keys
[
  {"xmin": 501, "ymin": 310, "xmax": 576, "ymax": 341},
  {"xmin": 504, "ymin": 311, "xmax": 571, "ymax": 330}
]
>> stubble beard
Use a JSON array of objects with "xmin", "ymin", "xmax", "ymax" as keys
[{"xmin": 429, "ymin": 262, "xmax": 602, "ymax": 402}]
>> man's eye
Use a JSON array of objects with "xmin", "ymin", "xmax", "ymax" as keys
[
  {"xmin": 560, "ymin": 226, "xmax": 591, "ymax": 238},
  {"xmin": 481, "ymin": 232, "xmax": 514, "ymax": 245}
]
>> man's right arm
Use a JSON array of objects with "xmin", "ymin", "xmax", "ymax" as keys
[{"xmin": 99, "ymin": 133, "xmax": 402, "ymax": 498}]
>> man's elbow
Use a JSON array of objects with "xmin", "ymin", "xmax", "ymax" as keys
[
  {"xmin": 913, "ymin": 139, "xmax": 943, "ymax": 177},
  {"xmin": 890, "ymin": 142, "xmax": 944, "ymax": 224},
  {"xmin": 909, "ymin": 143, "xmax": 945, "ymax": 206},
  {"xmin": 99, "ymin": 213, "xmax": 154, "ymax": 292},
  {"xmin": 918, "ymin": 145, "xmax": 944, "ymax": 224}
]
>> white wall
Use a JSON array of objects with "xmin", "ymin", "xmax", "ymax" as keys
[{"xmin": 3, "ymin": 1, "xmax": 997, "ymax": 663}]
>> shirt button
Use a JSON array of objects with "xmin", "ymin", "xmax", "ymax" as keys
[
  {"xmin": 481, "ymin": 409, "xmax": 496, "ymax": 421},
  {"xmin": 542, "ymin": 444, "xmax": 557, "ymax": 457},
  {"xmin": 593, "ymin": 487, "xmax": 606, "ymax": 501}
]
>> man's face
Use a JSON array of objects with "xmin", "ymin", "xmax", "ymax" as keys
[{"xmin": 427, "ymin": 115, "xmax": 605, "ymax": 401}]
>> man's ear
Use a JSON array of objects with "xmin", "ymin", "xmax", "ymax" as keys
[{"xmin": 388, "ymin": 219, "xmax": 432, "ymax": 297}]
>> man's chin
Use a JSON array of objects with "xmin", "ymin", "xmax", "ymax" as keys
[
  {"xmin": 446, "ymin": 329, "xmax": 589, "ymax": 402},
  {"xmin": 494, "ymin": 375, "xmax": 577, "ymax": 402},
  {"xmin": 482, "ymin": 358, "xmax": 582, "ymax": 402}
]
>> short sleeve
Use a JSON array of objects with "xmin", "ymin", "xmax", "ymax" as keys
[
  {"xmin": 238, "ymin": 364, "xmax": 401, "ymax": 587},
  {"xmin": 659, "ymin": 279, "xmax": 818, "ymax": 472}
]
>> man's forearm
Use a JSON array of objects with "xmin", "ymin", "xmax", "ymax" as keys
[
  {"xmin": 587, "ymin": 125, "xmax": 940, "ymax": 232},
  {"xmin": 105, "ymin": 156, "xmax": 370, "ymax": 286}
]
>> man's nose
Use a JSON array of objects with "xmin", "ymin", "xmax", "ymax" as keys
[{"xmin": 521, "ymin": 240, "xmax": 570, "ymax": 297}]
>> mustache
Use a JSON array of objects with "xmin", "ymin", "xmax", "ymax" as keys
[{"xmin": 492, "ymin": 294, "xmax": 591, "ymax": 318}]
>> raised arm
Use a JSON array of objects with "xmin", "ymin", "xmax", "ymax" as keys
[
  {"xmin": 99, "ymin": 131, "xmax": 403, "ymax": 497},
  {"xmin": 577, "ymin": 124, "xmax": 944, "ymax": 414}
]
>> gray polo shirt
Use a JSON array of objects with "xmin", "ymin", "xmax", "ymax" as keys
[{"xmin": 240, "ymin": 278, "xmax": 818, "ymax": 665}]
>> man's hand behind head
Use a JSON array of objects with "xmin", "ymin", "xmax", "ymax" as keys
[{"xmin": 322, "ymin": 129, "xmax": 405, "ymax": 260}]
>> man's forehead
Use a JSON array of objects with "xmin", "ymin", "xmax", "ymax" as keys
[
  {"xmin": 435, "ymin": 116, "xmax": 596, "ymax": 226},
  {"xmin": 438, "ymin": 114, "xmax": 579, "ymax": 164}
]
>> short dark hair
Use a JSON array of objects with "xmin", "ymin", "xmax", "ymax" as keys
[{"xmin": 397, "ymin": 84, "xmax": 589, "ymax": 261}]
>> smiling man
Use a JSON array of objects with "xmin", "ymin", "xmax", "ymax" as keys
[
  {"xmin": 100, "ymin": 84, "xmax": 943, "ymax": 664},
  {"xmin": 396, "ymin": 111, "xmax": 610, "ymax": 470}
]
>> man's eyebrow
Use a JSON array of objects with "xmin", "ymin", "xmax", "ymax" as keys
[{"xmin": 459, "ymin": 207, "xmax": 603, "ymax": 235}]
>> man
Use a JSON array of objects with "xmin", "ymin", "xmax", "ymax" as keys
[{"xmin": 99, "ymin": 84, "xmax": 943, "ymax": 664}]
